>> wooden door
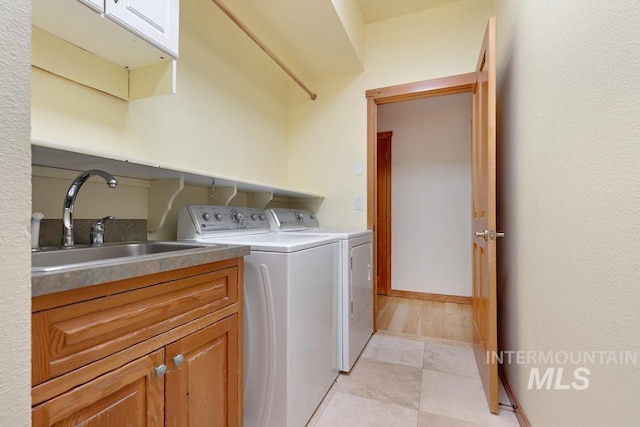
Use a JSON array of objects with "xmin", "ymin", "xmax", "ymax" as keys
[
  {"xmin": 471, "ymin": 17, "xmax": 500, "ymax": 414},
  {"xmin": 165, "ymin": 314, "xmax": 239, "ymax": 427},
  {"xmin": 376, "ymin": 131, "xmax": 392, "ymax": 295},
  {"xmin": 32, "ymin": 349, "xmax": 165, "ymax": 426}
]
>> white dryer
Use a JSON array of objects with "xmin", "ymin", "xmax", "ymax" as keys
[
  {"xmin": 268, "ymin": 208, "xmax": 373, "ymax": 372},
  {"xmin": 177, "ymin": 205, "xmax": 339, "ymax": 427}
]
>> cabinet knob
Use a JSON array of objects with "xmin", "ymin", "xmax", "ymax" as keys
[
  {"xmin": 154, "ymin": 364, "xmax": 168, "ymax": 377},
  {"xmin": 173, "ymin": 354, "xmax": 185, "ymax": 367}
]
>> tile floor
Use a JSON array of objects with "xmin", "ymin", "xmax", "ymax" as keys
[{"xmin": 307, "ymin": 332, "xmax": 519, "ymax": 427}]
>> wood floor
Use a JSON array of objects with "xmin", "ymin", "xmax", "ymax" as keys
[{"xmin": 376, "ymin": 295, "xmax": 472, "ymax": 343}]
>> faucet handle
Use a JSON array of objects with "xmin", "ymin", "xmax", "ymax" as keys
[
  {"xmin": 94, "ymin": 216, "xmax": 115, "ymax": 229},
  {"xmin": 91, "ymin": 216, "xmax": 115, "ymax": 246}
]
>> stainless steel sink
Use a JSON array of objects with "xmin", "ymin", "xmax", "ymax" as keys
[{"xmin": 32, "ymin": 241, "xmax": 222, "ymax": 273}]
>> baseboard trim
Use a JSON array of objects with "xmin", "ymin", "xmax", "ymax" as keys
[
  {"xmin": 498, "ymin": 365, "xmax": 531, "ymax": 427},
  {"xmin": 385, "ymin": 289, "xmax": 471, "ymax": 305}
]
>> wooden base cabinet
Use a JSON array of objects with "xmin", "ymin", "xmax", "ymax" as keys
[
  {"xmin": 31, "ymin": 259, "xmax": 243, "ymax": 427},
  {"xmin": 166, "ymin": 314, "xmax": 238, "ymax": 427}
]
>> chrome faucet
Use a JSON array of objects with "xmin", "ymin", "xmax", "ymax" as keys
[{"xmin": 62, "ymin": 169, "xmax": 117, "ymax": 248}]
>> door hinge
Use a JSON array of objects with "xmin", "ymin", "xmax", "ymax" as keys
[
  {"xmin": 350, "ymin": 301, "xmax": 354, "ymax": 314},
  {"xmin": 350, "ymin": 257, "xmax": 353, "ymax": 269}
]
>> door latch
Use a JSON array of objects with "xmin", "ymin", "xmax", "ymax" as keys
[{"xmin": 475, "ymin": 230, "xmax": 505, "ymax": 241}]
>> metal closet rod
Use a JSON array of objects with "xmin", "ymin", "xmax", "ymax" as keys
[{"xmin": 210, "ymin": 0, "xmax": 318, "ymax": 101}]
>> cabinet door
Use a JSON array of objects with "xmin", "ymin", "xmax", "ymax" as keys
[
  {"xmin": 165, "ymin": 314, "xmax": 239, "ymax": 427},
  {"xmin": 105, "ymin": 0, "xmax": 179, "ymax": 57},
  {"xmin": 78, "ymin": 0, "xmax": 104, "ymax": 13},
  {"xmin": 32, "ymin": 349, "xmax": 165, "ymax": 426}
]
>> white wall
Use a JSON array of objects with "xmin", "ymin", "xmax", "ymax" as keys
[
  {"xmin": 0, "ymin": 2, "xmax": 32, "ymax": 425},
  {"xmin": 378, "ymin": 93, "xmax": 471, "ymax": 296},
  {"xmin": 494, "ymin": 0, "xmax": 640, "ymax": 425},
  {"xmin": 31, "ymin": 0, "xmax": 291, "ymax": 188},
  {"xmin": 288, "ymin": 0, "xmax": 495, "ymax": 228}
]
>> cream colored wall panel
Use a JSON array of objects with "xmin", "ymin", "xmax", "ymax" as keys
[
  {"xmin": 32, "ymin": 166, "xmax": 150, "ymax": 219},
  {"xmin": 129, "ymin": 60, "xmax": 177, "ymax": 99},
  {"xmin": 31, "ymin": 67, "xmax": 131, "ymax": 153},
  {"xmin": 32, "ymin": 26, "xmax": 130, "ymax": 100},
  {"xmin": 288, "ymin": 0, "xmax": 495, "ymax": 229},
  {"xmin": 148, "ymin": 185, "xmax": 210, "ymax": 241},
  {"xmin": 32, "ymin": 165, "xmax": 213, "ymax": 240},
  {"xmin": 364, "ymin": 0, "xmax": 492, "ymax": 86},
  {"xmin": 379, "ymin": 93, "xmax": 471, "ymax": 296},
  {"xmin": 0, "ymin": 2, "xmax": 31, "ymax": 425},
  {"xmin": 233, "ymin": 0, "xmax": 364, "ymax": 79},
  {"xmin": 331, "ymin": 0, "xmax": 365, "ymax": 66},
  {"xmin": 288, "ymin": 73, "xmax": 369, "ymax": 229},
  {"xmin": 495, "ymin": 0, "xmax": 640, "ymax": 425}
]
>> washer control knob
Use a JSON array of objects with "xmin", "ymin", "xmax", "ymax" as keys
[
  {"xmin": 214, "ymin": 213, "xmax": 223, "ymax": 221},
  {"xmin": 251, "ymin": 214, "xmax": 258, "ymax": 221},
  {"xmin": 295, "ymin": 212, "xmax": 304, "ymax": 222},
  {"xmin": 259, "ymin": 214, "xmax": 266, "ymax": 221},
  {"xmin": 202, "ymin": 212, "xmax": 211, "ymax": 221},
  {"xmin": 232, "ymin": 211, "xmax": 245, "ymax": 223},
  {"xmin": 310, "ymin": 214, "xmax": 315, "ymax": 220}
]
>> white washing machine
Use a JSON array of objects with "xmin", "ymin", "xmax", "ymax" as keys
[
  {"xmin": 267, "ymin": 208, "xmax": 373, "ymax": 372},
  {"xmin": 177, "ymin": 205, "xmax": 339, "ymax": 427}
]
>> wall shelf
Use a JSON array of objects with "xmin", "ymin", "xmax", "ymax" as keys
[{"xmin": 31, "ymin": 141, "xmax": 324, "ymax": 207}]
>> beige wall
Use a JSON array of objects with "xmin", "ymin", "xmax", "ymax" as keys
[
  {"xmin": 31, "ymin": 166, "xmax": 218, "ymax": 241},
  {"xmin": 287, "ymin": 0, "xmax": 495, "ymax": 228},
  {"xmin": 378, "ymin": 93, "xmax": 472, "ymax": 296},
  {"xmin": 0, "ymin": 2, "xmax": 32, "ymax": 425},
  {"xmin": 31, "ymin": 0, "xmax": 291, "ymax": 188},
  {"xmin": 32, "ymin": 166, "xmax": 150, "ymax": 220},
  {"xmin": 494, "ymin": 0, "xmax": 640, "ymax": 425}
]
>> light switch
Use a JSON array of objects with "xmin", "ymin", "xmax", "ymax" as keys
[
  {"xmin": 355, "ymin": 196, "xmax": 363, "ymax": 210},
  {"xmin": 355, "ymin": 162, "xmax": 363, "ymax": 176}
]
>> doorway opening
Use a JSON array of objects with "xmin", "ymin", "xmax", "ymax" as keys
[
  {"xmin": 367, "ymin": 72, "xmax": 476, "ymax": 328},
  {"xmin": 366, "ymin": 17, "xmax": 499, "ymax": 416}
]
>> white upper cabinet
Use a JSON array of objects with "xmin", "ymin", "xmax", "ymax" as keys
[
  {"xmin": 105, "ymin": 0, "xmax": 179, "ymax": 58},
  {"xmin": 78, "ymin": 0, "xmax": 104, "ymax": 13},
  {"xmin": 33, "ymin": 0, "xmax": 180, "ymax": 67}
]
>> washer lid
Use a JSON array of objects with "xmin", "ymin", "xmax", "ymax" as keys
[{"xmin": 204, "ymin": 232, "xmax": 338, "ymax": 253}]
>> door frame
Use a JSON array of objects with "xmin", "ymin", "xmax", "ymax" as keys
[
  {"xmin": 366, "ymin": 72, "xmax": 476, "ymax": 331},
  {"xmin": 376, "ymin": 131, "xmax": 393, "ymax": 296}
]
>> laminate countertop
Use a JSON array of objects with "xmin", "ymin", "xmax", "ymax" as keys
[{"xmin": 31, "ymin": 243, "xmax": 250, "ymax": 297}]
